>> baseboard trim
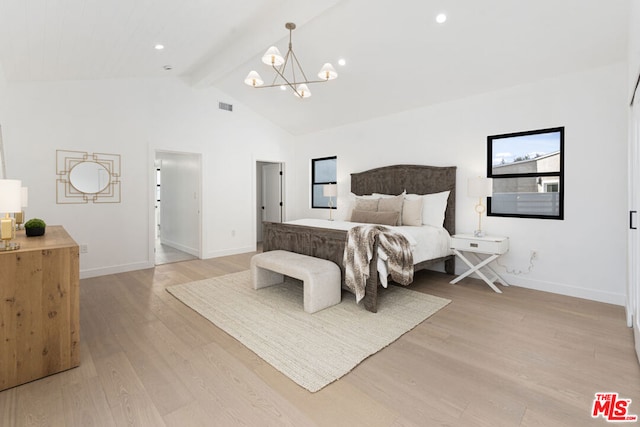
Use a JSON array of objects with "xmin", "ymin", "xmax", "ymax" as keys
[
  {"xmin": 502, "ymin": 274, "xmax": 625, "ymax": 306},
  {"xmin": 204, "ymin": 245, "xmax": 256, "ymax": 259},
  {"xmin": 447, "ymin": 262, "xmax": 625, "ymax": 306},
  {"xmin": 159, "ymin": 239, "xmax": 199, "ymax": 257},
  {"xmin": 80, "ymin": 261, "xmax": 155, "ymax": 279},
  {"xmin": 79, "ymin": 245, "xmax": 257, "ymax": 279}
]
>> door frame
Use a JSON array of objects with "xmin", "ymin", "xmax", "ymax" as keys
[
  {"xmin": 254, "ymin": 158, "xmax": 285, "ymax": 250},
  {"xmin": 148, "ymin": 149, "xmax": 203, "ymax": 264}
]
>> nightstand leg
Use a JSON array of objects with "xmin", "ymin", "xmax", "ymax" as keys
[
  {"xmin": 467, "ymin": 252, "xmax": 510, "ymax": 287},
  {"xmin": 450, "ymin": 249, "xmax": 503, "ymax": 293}
]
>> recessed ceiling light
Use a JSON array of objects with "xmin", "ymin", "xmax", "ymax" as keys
[
  {"xmin": 163, "ymin": 65, "xmax": 172, "ymax": 71},
  {"xmin": 436, "ymin": 13, "xmax": 447, "ymax": 24},
  {"xmin": 338, "ymin": 58, "xmax": 346, "ymax": 66},
  {"xmin": 154, "ymin": 44, "xmax": 165, "ymax": 50}
]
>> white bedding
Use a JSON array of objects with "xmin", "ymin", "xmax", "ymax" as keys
[{"xmin": 285, "ymin": 219, "xmax": 452, "ymax": 287}]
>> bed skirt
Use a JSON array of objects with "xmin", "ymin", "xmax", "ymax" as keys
[{"xmin": 262, "ymin": 221, "xmax": 454, "ymax": 313}]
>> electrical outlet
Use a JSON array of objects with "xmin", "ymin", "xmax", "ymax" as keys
[
  {"xmin": 80, "ymin": 244, "xmax": 88, "ymax": 254},
  {"xmin": 530, "ymin": 250, "xmax": 538, "ymax": 260}
]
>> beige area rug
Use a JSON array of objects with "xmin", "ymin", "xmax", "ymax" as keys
[{"xmin": 167, "ymin": 270, "xmax": 451, "ymax": 392}]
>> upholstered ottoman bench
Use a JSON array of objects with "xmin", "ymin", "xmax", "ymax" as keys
[{"xmin": 250, "ymin": 250, "xmax": 341, "ymax": 313}]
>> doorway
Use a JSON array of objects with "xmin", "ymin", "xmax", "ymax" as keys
[
  {"xmin": 256, "ymin": 161, "xmax": 284, "ymax": 248},
  {"xmin": 154, "ymin": 151, "xmax": 202, "ymax": 265}
]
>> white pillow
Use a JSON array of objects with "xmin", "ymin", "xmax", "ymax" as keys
[{"xmin": 406, "ymin": 190, "xmax": 450, "ymax": 227}]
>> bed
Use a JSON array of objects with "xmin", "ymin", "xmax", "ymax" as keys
[{"xmin": 262, "ymin": 164, "xmax": 456, "ymax": 312}]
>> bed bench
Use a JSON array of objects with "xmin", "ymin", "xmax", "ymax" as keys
[{"xmin": 250, "ymin": 250, "xmax": 341, "ymax": 313}]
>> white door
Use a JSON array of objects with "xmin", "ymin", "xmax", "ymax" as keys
[
  {"xmin": 262, "ymin": 163, "xmax": 282, "ymax": 223},
  {"xmin": 630, "ymin": 93, "xmax": 640, "ymax": 364}
]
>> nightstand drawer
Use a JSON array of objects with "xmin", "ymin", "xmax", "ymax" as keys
[{"xmin": 451, "ymin": 235, "xmax": 509, "ymax": 254}]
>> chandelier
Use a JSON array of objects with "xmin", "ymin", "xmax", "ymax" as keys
[{"xmin": 244, "ymin": 23, "xmax": 338, "ymax": 99}]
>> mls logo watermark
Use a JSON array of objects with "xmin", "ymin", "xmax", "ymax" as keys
[{"xmin": 592, "ymin": 393, "xmax": 638, "ymax": 422}]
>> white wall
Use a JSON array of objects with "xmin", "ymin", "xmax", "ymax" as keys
[
  {"xmin": 144, "ymin": 79, "xmax": 296, "ymax": 259},
  {"xmin": 291, "ymin": 63, "xmax": 628, "ymax": 305},
  {"xmin": 2, "ymin": 77, "xmax": 295, "ymax": 277},
  {"xmin": 0, "ymin": 63, "xmax": 7, "ymax": 179},
  {"xmin": 0, "ymin": 64, "xmax": 6, "ymax": 123}
]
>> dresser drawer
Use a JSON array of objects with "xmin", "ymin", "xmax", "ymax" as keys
[{"xmin": 451, "ymin": 235, "xmax": 509, "ymax": 254}]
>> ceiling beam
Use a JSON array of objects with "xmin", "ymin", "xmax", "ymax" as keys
[{"xmin": 186, "ymin": 0, "xmax": 344, "ymax": 88}]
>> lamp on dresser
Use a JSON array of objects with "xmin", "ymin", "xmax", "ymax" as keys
[
  {"xmin": 468, "ymin": 176, "xmax": 493, "ymax": 237},
  {"xmin": 14, "ymin": 187, "xmax": 28, "ymax": 229},
  {"xmin": 0, "ymin": 179, "xmax": 22, "ymax": 250}
]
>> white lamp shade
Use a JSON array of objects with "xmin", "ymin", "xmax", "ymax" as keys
[
  {"xmin": 244, "ymin": 71, "xmax": 264, "ymax": 87},
  {"xmin": 468, "ymin": 177, "xmax": 493, "ymax": 197},
  {"xmin": 21, "ymin": 187, "xmax": 28, "ymax": 208},
  {"xmin": 293, "ymin": 84, "xmax": 312, "ymax": 98},
  {"xmin": 0, "ymin": 179, "xmax": 22, "ymax": 212},
  {"xmin": 323, "ymin": 184, "xmax": 337, "ymax": 197},
  {"xmin": 317, "ymin": 63, "xmax": 338, "ymax": 80},
  {"xmin": 261, "ymin": 46, "xmax": 285, "ymax": 66}
]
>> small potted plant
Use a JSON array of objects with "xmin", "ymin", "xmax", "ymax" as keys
[{"xmin": 24, "ymin": 218, "xmax": 46, "ymax": 237}]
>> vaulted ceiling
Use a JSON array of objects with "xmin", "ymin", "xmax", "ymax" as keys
[{"xmin": 0, "ymin": 0, "xmax": 630, "ymax": 135}]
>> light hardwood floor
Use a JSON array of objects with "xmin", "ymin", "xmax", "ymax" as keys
[
  {"xmin": 154, "ymin": 239, "xmax": 197, "ymax": 265},
  {"xmin": 1, "ymin": 250, "xmax": 639, "ymax": 426}
]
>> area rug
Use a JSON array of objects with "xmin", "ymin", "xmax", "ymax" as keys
[{"xmin": 166, "ymin": 270, "xmax": 450, "ymax": 392}]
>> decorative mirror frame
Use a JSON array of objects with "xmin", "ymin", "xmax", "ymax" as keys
[{"xmin": 56, "ymin": 150, "xmax": 121, "ymax": 204}]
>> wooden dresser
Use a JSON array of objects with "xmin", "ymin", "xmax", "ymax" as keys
[{"xmin": 0, "ymin": 226, "xmax": 80, "ymax": 391}]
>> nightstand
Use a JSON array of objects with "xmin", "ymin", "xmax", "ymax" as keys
[{"xmin": 449, "ymin": 234, "xmax": 510, "ymax": 293}]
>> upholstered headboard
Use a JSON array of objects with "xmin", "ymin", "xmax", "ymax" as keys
[{"xmin": 350, "ymin": 164, "xmax": 456, "ymax": 235}]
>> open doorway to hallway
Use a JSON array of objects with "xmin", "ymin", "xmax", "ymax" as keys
[
  {"xmin": 155, "ymin": 151, "xmax": 202, "ymax": 265},
  {"xmin": 256, "ymin": 161, "xmax": 284, "ymax": 251}
]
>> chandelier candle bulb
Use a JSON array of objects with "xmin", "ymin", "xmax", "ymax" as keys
[
  {"xmin": 318, "ymin": 63, "xmax": 338, "ymax": 80},
  {"xmin": 261, "ymin": 46, "xmax": 285, "ymax": 66},
  {"xmin": 244, "ymin": 71, "xmax": 264, "ymax": 87},
  {"xmin": 294, "ymin": 84, "xmax": 311, "ymax": 99}
]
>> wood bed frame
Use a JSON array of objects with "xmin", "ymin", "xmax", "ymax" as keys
[{"xmin": 262, "ymin": 164, "xmax": 456, "ymax": 312}]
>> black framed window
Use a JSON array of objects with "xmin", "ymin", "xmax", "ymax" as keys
[
  {"xmin": 487, "ymin": 127, "xmax": 564, "ymax": 219},
  {"xmin": 311, "ymin": 156, "xmax": 337, "ymax": 209}
]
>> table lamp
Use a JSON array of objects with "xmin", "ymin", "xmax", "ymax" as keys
[
  {"xmin": 468, "ymin": 177, "xmax": 493, "ymax": 237},
  {"xmin": 0, "ymin": 179, "xmax": 22, "ymax": 250},
  {"xmin": 323, "ymin": 183, "xmax": 337, "ymax": 221},
  {"xmin": 15, "ymin": 187, "xmax": 28, "ymax": 229}
]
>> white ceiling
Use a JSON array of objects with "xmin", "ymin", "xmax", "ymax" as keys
[{"xmin": 0, "ymin": 0, "xmax": 630, "ymax": 135}]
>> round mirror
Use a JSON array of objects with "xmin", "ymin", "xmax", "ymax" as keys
[{"xmin": 69, "ymin": 161, "xmax": 110, "ymax": 194}]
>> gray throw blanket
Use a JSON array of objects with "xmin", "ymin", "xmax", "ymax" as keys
[{"xmin": 343, "ymin": 225, "xmax": 414, "ymax": 303}]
